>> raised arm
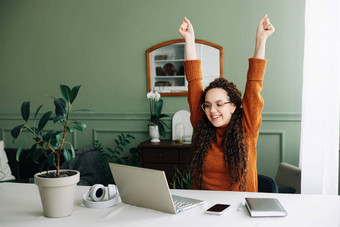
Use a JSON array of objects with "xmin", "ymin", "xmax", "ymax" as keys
[
  {"xmin": 243, "ymin": 14, "xmax": 275, "ymax": 137},
  {"xmin": 178, "ymin": 17, "xmax": 203, "ymax": 128},
  {"xmin": 253, "ymin": 14, "xmax": 275, "ymax": 59},
  {"xmin": 178, "ymin": 17, "xmax": 197, "ymax": 60}
]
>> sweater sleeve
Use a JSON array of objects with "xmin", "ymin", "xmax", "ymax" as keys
[
  {"xmin": 242, "ymin": 58, "xmax": 267, "ymax": 137},
  {"xmin": 183, "ymin": 60, "xmax": 204, "ymax": 128}
]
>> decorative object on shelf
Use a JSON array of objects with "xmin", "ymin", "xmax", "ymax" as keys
[
  {"xmin": 11, "ymin": 84, "xmax": 90, "ymax": 218},
  {"xmin": 156, "ymin": 67, "xmax": 165, "ymax": 76},
  {"xmin": 146, "ymin": 91, "xmax": 169, "ymax": 140},
  {"xmin": 174, "ymin": 122, "xmax": 184, "ymax": 144},
  {"xmin": 163, "ymin": 63, "xmax": 176, "ymax": 75},
  {"xmin": 155, "ymin": 81, "xmax": 172, "ymax": 86},
  {"xmin": 155, "ymin": 55, "xmax": 167, "ymax": 60},
  {"xmin": 172, "ymin": 110, "xmax": 193, "ymax": 143}
]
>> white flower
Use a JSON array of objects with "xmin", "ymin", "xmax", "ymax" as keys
[
  {"xmin": 154, "ymin": 92, "xmax": 161, "ymax": 101},
  {"xmin": 147, "ymin": 91, "xmax": 161, "ymax": 101},
  {"xmin": 147, "ymin": 91, "xmax": 154, "ymax": 100}
]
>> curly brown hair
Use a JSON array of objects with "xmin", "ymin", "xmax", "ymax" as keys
[{"xmin": 190, "ymin": 77, "xmax": 248, "ymax": 191}]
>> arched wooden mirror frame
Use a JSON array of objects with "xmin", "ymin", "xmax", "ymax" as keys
[{"xmin": 146, "ymin": 39, "xmax": 224, "ymax": 96}]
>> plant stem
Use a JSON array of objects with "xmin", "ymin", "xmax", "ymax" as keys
[
  {"xmin": 57, "ymin": 102, "xmax": 71, "ymax": 176},
  {"xmin": 25, "ymin": 124, "xmax": 58, "ymax": 156}
]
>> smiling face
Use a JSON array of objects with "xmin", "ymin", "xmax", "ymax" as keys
[{"xmin": 203, "ymin": 88, "xmax": 236, "ymax": 127}]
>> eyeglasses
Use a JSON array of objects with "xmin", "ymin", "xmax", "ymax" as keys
[{"xmin": 201, "ymin": 101, "xmax": 231, "ymax": 112}]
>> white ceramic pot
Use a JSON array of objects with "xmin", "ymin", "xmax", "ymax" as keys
[
  {"xmin": 149, "ymin": 125, "xmax": 160, "ymax": 142},
  {"xmin": 34, "ymin": 170, "xmax": 80, "ymax": 218}
]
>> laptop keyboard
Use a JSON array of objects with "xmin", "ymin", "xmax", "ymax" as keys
[
  {"xmin": 172, "ymin": 195, "xmax": 204, "ymax": 213},
  {"xmin": 173, "ymin": 200, "xmax": 194, "ymax": 212}
]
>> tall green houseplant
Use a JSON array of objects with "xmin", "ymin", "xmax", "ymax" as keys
[{"xmin": 11, "ymin": 84, "xmax": 88, "ymax": 177}]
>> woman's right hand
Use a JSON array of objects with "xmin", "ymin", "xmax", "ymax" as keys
[{"xmin": 178, "ymin": 17, "xmax": 195, "ymax": 42}]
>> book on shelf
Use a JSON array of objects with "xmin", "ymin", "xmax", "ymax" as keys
[{"xmin": 245, "ymin": 197, "xmax": 287, "ymax": 217}]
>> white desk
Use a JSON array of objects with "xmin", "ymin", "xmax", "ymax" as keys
[{"xmin": 1, "ymin": 183, "xmax": 340, "ymax": 227}]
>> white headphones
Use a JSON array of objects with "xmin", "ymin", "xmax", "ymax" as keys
[{"xmin": 83, "ymin": 184, "xmax": 118, "ymax": 208}]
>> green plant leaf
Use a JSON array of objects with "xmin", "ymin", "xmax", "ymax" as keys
[
  {"xmin": 155, "ymin": 99, "xmax": 163, "ymax": 118},
  {"xmin": 63, "ymin": 148, "xmax": 71, "ymax": 163},
  {"xmin": 70, "ymin": 85, "xmax": 81, "ymax": 104},
  {"xmin": 72, "ymin": 120, "xmax": 86, "ymax": 128},
  {"xmin": 38, "ymin": 111, "xmax": 52, "ymax": 131},
  {"xmin": 21, "ymin": 101, "xmax": 30, "ymax": 122},
  {"xmin": 159, "ymin": 120, "xmax": 170, "ymax": 129},
  {"xmin": 11, "ymin": 124, "xmax": 25, "ymax": 139},
  {"xmin": 159, "ymin": 114, "xmax": 170, "ymax": 118},
  {"xmin": 47, "ymin": 153, "xmax": 56, "ymax": 166},
  {"xmin": 16, "ymin": 138, "xmax": 27, "ymax": 162},
  {"xmin": 69, "ymin": 143, "xmax": 75, "ymax": 158},
  {"xmin": 56, "ymin": 134, "xmax": 62, "ymax": 145},
  {"xmin": 118, "ymin": 135, "xmax": 123, "ymax": 143},
  {"xmin": 53, "ymin": 115, "xmax": 65, "ymax": 123},
  {"xmin": 43, "ymin": 130, "xmax": 63, "ymax": 142},
  {"xmin": 54, "ymin": 98, "xmax": 67, "ymax": 116},
  {"xmin": 117, "ymin": 146, "xmax": 123, "ymax": 152},
  {"xmin": 107, "ymin": 148, "xmax": 114, "ymax": 153},
  {"xmin": 30, "ymin": 144, "xmax": 40, "ymax": 164},
  {"xmin": 158, "ymin": 123, "xmax": 165, "ymax": 137},
  {"xmin": 124, "ymin": 139, "xmax": 130, "ymax": 144},
  {"xmin": 33, "ymin": 105, "xmax": 44, "ymax": 120},
  {"xmin": 60, "ymin": 84, "xmax": 73, "ymax": 103},
  {"xmin": 114, "ymin": 139, "xmax": 119, "ymax": 146},
  {"xmin": 66, "ymin": 126, "xmax": 73, "ymax": 133},
  {"xmin": 127, "ymin": 134, "xmax": 135, "ymax": 139},
  {"xmin": 70, "ymin": 125, "xmax": 83, "ymax": 131}
]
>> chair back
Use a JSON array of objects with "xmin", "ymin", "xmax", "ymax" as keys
[
  {"xmin": 258, "ymin": 174, "xmax": 279, "ymax": 193},
  {"xmin": 275, "ymin": 162, "xmax": 301, "ymax": 194}
]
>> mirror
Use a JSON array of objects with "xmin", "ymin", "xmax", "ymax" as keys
[{"xmin": 146, "ymin": 39, "xmax": 224, "ymax": 96}]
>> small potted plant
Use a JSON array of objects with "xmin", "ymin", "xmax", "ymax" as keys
[
  {"xmin": 146, "ymin": 91, "xmax": 169, "ymax": 142},
  {"xmin": 11, "ymin": 84, "xmax": 89, "ymax": 218}
]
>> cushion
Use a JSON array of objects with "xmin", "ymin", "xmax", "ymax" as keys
[{"xmin": 0, "ymin": 141, "xmax": 15, "ymax": 181}]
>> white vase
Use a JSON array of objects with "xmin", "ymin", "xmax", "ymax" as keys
[
  {"xmin": 34, "ymin": 170, "xmax": 80, "ymax": 218},
  {"xmin": 149, "ymin": 125, "xmax": 160, "ymax": 142}
]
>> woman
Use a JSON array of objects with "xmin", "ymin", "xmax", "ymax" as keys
[{"xmin": 178, "ymin": 15, "xmax": 275, "ymax": 191}]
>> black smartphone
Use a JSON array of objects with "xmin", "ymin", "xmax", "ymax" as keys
[{"xmin": 205, "ymin": 204, "xmax": 231, "ymax": 215}]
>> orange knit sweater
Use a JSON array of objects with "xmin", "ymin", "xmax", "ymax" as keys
[{"xmin": 184, "ymin": 58, "xmax": 267, "ymax": 192}]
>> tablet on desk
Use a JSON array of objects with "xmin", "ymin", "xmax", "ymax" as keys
[{"xmin": 245, "ymin": 198, "xmax": 287, "ymax": 217}]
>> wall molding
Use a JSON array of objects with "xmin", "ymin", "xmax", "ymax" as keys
[
  {"xmin": 259, "ymin": 130, "xmax": 285, "ymax": 162},
  {"xmin": 92, "ymin": 128, "xmax": 172, "ymax": 142},
  {"xmin": 0, "ymin": 112, "xmax": 301, "ymax": 122},
  {"xmin": 92, "ymin": 128, "xmax": 148, "ymax": 142}
]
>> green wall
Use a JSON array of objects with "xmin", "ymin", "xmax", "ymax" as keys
[{"xmin": 0, "ymin": 0, "xmax": 305, "ymax": 179}]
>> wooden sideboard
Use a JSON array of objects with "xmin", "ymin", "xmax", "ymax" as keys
[{"xmin": 138, "ymin": 140, "xmax": 191, "ymax": 186}]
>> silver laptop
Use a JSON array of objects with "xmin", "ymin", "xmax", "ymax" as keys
[{"xmin": 109, "ymin": 163, "xmax": 204, "ymax": 214}]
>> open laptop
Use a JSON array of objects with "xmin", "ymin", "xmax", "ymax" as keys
[{"xmin": 109, "ymin": 163, "xmax": 204, "ymax": 214}]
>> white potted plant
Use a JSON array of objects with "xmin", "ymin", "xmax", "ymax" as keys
[
  {"xmin": 146, "ymin": 91, "xmax": 169, "ymax": 142},
  {"xmin": 11, "ymin": 84, "xmax": 89, "ymax": 218}
]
